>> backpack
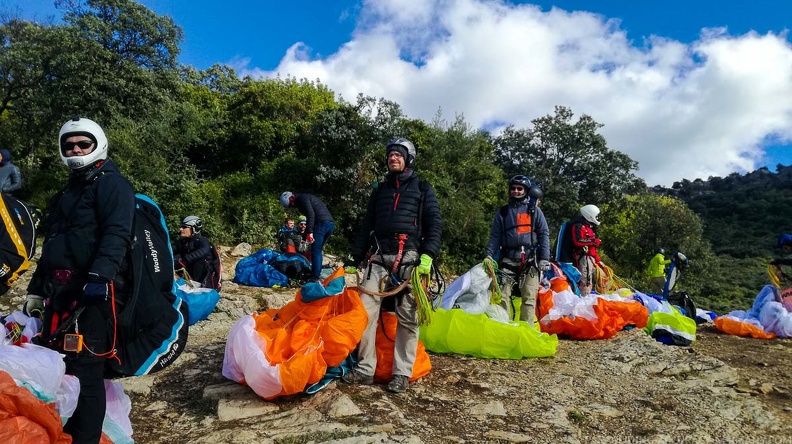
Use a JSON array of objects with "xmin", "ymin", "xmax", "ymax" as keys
[
  {"xmin": 204, "ymin": 243, "xmax": 222, "ymax": 291},
  {"xmin": 0, "ymin": 193, "xmax": 38, "ymax": 295},
  {"xmin": 107, "ymin": 194, "xmax": 189, "ymax": 376},
  {"xmin": 554, "ymin": 221, "xmax": 574, "ymax": 263}
]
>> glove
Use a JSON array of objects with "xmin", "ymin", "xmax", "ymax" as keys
[
  {"xmin": 306, "ymin": 233, "xmax": 315, "ymax": 243},
  {"xmin": 538, "ymin": 260, "xmax": 551, "ymax": 271},
  {"xmin": 23, "ymin": 295, "xmax": 45, "ymax": 317},
  {"xmin": 83, "ymin": 276, "xmax": 110, "ymax": 304},
  {"xmin": 416, "ymin": 254, "xmax": 432, "ymax": 276},
  {"xmin": 343, "ymin": 256, "xmax": 360, "ymax": 274},
  {"xmin": 594, "ymin": 238, "xmax": 602, "ymax": 246}
]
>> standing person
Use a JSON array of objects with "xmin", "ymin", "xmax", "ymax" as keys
[
  {"xmin": 343, "ymin": 137, "xmax": 442, "ymax": 394},
  {"xmin": 0, "ymin": 149, "xmax": 22, "ymax": 194},
  {"xmin": 647, "ymin": 248, "xmax": 672, "ymax": 294},
  {"xmin": 570, "ymin": 204, "xmax": 603, "ymax": 296},
  {"xmin": 173, "ymin": 215, "xmax": 216, "ymax": 288},
  {"xmin": 23, "ymin": 117, "xmax": 135, "ymax": 444},
  {"xmin": 279, "ymin": 191, "xmax": 334, "ymax": 281},
  {"xmin": 484, "ymin": 175, "xmax": 550, "ymax": 324}
]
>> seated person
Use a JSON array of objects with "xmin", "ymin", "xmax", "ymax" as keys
[
  {"xmin": 296, "ymin": 216, "xmax": 311, "ymax": 253},
  {"xmin": 174, "ymin": 215, "xmax": 215, "ymax": 287},
  {"xmin": 276, "ymin": 218, "xmax": 303, "ymax": 253}
]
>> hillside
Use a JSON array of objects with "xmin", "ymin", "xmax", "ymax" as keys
[{"xmin": 1, "ymin": 248, "xmax": 791, "ymax": 443}]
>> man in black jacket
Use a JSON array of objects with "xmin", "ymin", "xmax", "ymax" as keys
[
  {"xmin": 343, "ymin": 137, "xmax": 442, "ymax": 394},
  {"xmin": 23, "ymin": 117, "xmax": 135, "ymax": 444},
  {"xmin": 279, "ymin": 191, "xmax": 335, "ymax": 280}
]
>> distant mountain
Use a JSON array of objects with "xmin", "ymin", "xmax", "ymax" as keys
[{"xmin": 650, "ymin": 165, "xmax": 792, "ymax": 259}]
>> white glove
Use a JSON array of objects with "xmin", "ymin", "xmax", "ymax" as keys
[
  {"xmin": 23, "ymin": 295, "xmax": 45, "ymax": 317},
  {"xmin": 538, "ymin": 260, "xmax": 551, "ymax": 271}
]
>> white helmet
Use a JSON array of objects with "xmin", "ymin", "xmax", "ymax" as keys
[
  {"xmin": 181, "ymin": 215, "xmax": 203, "ymax": 235},
  {"xmin": 280, "ymin": 191, "xmax": 294, "ymax": 207},
  {"xmin": 580, "ymin": 204, "xmax": 600, "ymax": 225},
  {"xmin": 58, "ymin": 117, "xmax": 108, "ymax": 171}
]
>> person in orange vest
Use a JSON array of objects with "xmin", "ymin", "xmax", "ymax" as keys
[{"xmin": 484, "ymin": 175, "xmax": 550, "ymax": 323}]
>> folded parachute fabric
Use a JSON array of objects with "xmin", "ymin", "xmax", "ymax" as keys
[
  {"xmin": 173, "ymin": 278, "xmax": 221, "ymax": 325},
  {"xmin": 377, "ymin": 312, "xmax": 433, "ymax": 381},
  {"xmin": 232, "ymin": 248, "xmax": 291, "ymax": 287},
  {"xmin": 0, "ymin": 371, "xmax": 72, "ymax": 444},
  {"xmin": 420, "ymin": 308, "xmax": 558, "ymax": 359},
  {"xmin": 222, "ymin": 268, "xmax": 367, "ymax": 399},
  {"xmin": 537, "ymin": 283, "xmax": 648, "ymax": 340},
  {"xmin": 715, "ymin": 285, "xmax": 792, "ymax": 338},
  {"xmin": 426, "ymin": 263, "xmax": 558, "ymax": 359}
]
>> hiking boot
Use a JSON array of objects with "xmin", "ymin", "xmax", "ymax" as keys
[
  {"xmin": 341, "ymin": 369, "xmax": 373, "ymax": 385},
  {"xmin": 387, "ymin": 375, "xmax": 409, "ymax": 394}
]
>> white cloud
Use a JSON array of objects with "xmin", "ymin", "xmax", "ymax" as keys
[{"xmin": 236, "ymin": 0, "xmax": 792, "ymax": 186}]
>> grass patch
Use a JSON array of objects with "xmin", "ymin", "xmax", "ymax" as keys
[{"xmin": 567, "ymin": 409, "xmax": 586, "ymax": 423}]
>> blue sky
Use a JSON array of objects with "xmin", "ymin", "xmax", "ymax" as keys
[{"xmin": 6, "ymin": 0, "xmax": 792, "ymax": 185}]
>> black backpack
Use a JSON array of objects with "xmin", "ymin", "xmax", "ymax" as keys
[
  {"xmin": 204, "ymin": 243, "xmax": 222, "ymax": 291},
  {"xmin": 107, "ymin": 194, "xmax": 189, "ymax": 376},
  {"xmin": 0, "ymin": 193, "xmax": 38, "ymax": 295}
]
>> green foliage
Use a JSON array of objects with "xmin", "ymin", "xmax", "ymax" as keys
[
  {"xmin": 602, "ymin": 193, "xmax": 714, "ymax": 299},
  {"xmin": 492, "ymin": 106, "xmax": 646, "ymax": 230}
]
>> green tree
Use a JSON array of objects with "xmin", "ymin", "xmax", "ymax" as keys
[
  {"xmin": 492, "ymin": 106, "xmax": 645, "ymax": 230},
  {"xmin": 601, "ymin": 193, "xmax": 714, "ymax": 299}
]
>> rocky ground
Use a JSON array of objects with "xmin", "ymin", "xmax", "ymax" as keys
[{"xmin": 2, "ymin": 246, "xmax": 791, "ymax": 444}]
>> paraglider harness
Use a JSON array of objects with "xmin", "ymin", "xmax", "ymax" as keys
[
  {"xmin": 359, "ymin": 234, "xmax": 445, "ymax": 312},
  {"xmin": 663, "ymin": 252, "xmax": 697, "ymax": 321},
  {"xmin": 495, "ymin": 203, "xmax": 539, "ymax": 284}
]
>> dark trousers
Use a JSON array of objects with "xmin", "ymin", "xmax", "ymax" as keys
[{"xmin": 63, "ymin": 303, "xmax": 110, "ymax": 444}]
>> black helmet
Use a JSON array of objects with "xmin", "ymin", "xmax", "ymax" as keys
[
  {"xmin": 508, "ymin": 175, "xmax": 531, "ymax": 203},
  {"xmin": 509, "ymin": 175, "xmax": 531, "ymax": 189},
  {"xmin": 386, "ymin": 138, "xmax": 416, "ymax": 170},
  {"xmin": 182, "ymin": 215, "xmax": 203, "ymax": 236},
  {"xmin": 528, "ymin": 184, "xmax": 544, "ymax": 199},
  {"xmin": 656, "ymin": 248, "xmax": 666, "ymax": 255}
]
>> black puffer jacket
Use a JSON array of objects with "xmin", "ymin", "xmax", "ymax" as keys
[
  {"xmin": 352, "ymin": 170, "xmax": 442, "ymax": 260},
  {"xmin": 174, "ymin": 236, "xmax": 212, "ymax": 264},
  {"xmin": 28, "ymin": 159, "xmax": 135, "ymax": 295},
  {"xmin": 293, "ymin": 193, "xmax": 333, "ymax": 234}
]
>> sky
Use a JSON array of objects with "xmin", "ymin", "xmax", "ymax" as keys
[{"xmin": 5, "ymin": 0, "xmax": 792, "ymax": 186}]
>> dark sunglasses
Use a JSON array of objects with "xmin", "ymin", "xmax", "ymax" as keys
[
  {"xmin": 180, "ymin": 225, "xmax": 190, "ymax": 229},
  {"xmin": 510, "ymin": 186, "xmax": 525, "ymax": 191},
  {"xmin": 62, "ymin": 140, "xmax": 95, "ymax": 151}
]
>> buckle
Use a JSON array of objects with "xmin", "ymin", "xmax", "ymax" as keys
[{"xmin": 53, "ymin": 269, "xmax": 73, "ymax": 285}]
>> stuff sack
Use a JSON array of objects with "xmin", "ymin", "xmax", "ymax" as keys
[
  {"xmin": 107, "ymin": 195, "xmax": 188, "ymax": 376},
  {"xmin": 0, "ymin": 193, "xmax": 38, "ymax": 295}
]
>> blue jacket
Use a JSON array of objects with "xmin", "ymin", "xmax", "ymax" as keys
[{"xmin": 485, "ymin": 201, "xmax": 550, "ymax": 262}]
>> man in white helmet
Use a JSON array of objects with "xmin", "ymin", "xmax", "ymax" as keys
[
  {"xmin": 571, "ymin": 204, "xmax": 603, "ymax": 296},
  {"xmin": 174, "ymin": 215, "xmax": 217, "ymax": 288},
  {"xmin": 23, "ymin": 117, "xmax": 135, "ymax": 443}
]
